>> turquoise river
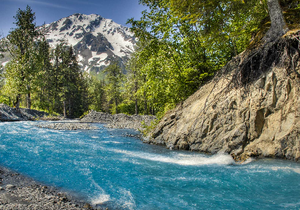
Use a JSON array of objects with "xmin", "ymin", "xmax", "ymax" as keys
[{"xmin": 0, "ymin": 121, "xmax": 299, "ymax": 209}]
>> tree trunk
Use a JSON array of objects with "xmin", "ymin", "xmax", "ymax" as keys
[
  {"xmin": 63, "ymin": 100, "xmax": 67, "ymax": 118},
  {"xmin": 134, "ymin": 77, "xmax": 138, "ymax": 115},
  {"xmin": 115, "ymin": 97, "xmax": 118, "ymax": 114},
  {"xmin": 27, "ymin": 93, "xmax": 31, "ymax": 109},
  {"xmin": 144, "ymin": 92, "xmax": 148, "ymax": 115},
  {"xmin": 265, "ymin": 0, "xmax": 289, "ymax": 42},
  {"xmin": 15, "ymin": 94, "xmax": 20, "ymax": 111},
  {"xmin": 69, "ymin": 98, "xmax": 72, "ymax": 118},
  {"xmin": 135, "ymin": 98, "xmax": 138, "ymax": 115}
]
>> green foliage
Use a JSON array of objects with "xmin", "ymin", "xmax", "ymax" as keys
[
  {"xmin": 117, "ymin": 101, "xmax": 136, "ymax": 115},
  {"xmin": 126, "ymin": 1, "xmax": 221, "ymax": 115},
  {"xmin": 124, "ymin": 0, "xmax": 299, "ymax": 118},
  {"xmin": 79, "ymin": 110, "xmax": 90, "ymax": 119},
  {"xmin": 0, "ymin": 95, "xmax": 10, "ymax": 105},
  {"xmin": 87, "ymin": 74, "xmax": 106, "ymax": 112},
  {"xmin": 139, "ymin": 119, "xmax": 160, "ymax": 136},
  {"xmin": 0, "ymin": 6, "xmax": 90, "ymax": 117},
  {"xmin": 104, "ymin": 61, "xmax": 124, "ymax": 114},
  {"xmin": 4, "ymin": 5, "xmax": 40, "ymax": 109}
]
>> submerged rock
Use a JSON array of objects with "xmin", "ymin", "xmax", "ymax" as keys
[{"xmin": 147, "ymin": 32, "xmax": 300, "ymax": 162}]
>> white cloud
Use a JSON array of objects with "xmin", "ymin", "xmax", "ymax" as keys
[{"xmin": 10, "ymin": 0, "xmax": 72, "ymax": 10}]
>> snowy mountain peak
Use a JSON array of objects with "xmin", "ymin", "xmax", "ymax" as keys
[{"xmin": 43, "ymin": 13, "xmax": 136, "ymax": 73}]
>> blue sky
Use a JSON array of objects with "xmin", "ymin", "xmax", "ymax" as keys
[{"xmin": 0, "ymin": 0, "xmax": 147, "ymax": 36}]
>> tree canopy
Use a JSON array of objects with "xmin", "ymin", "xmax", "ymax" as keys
[
  {"xmin": 1, "ymin": 2, "xmax": 299, "ymax": 118},
  {"xmin": 120, "ymin": 0, "xmax": 300, "ymax": 117}
]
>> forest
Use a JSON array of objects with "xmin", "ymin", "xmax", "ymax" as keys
[{"xmin": 0, "ymin": 0, "xmax": 299, "ymax": 118}]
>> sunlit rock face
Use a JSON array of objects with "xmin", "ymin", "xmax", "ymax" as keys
[{"xmin": 147, "ymin": 34, "xmax": 300, "ymax": 162}]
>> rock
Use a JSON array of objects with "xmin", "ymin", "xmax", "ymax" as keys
[
  {"xmin": 0, "ymin": 104, "xmax": 50, "ymax": 122},
  {"xmin": 83, "ymin": 203, "xmax": 93, "ymax": 209},
  {"xmin": 147, "ymin": 34, "xmax": 300, "ymax": 162},
  {"xmin": 0, "ymin": 167, "xmax": 93, "ymax": 210},
  {"xmin": 81, "ymin": 110, "xmax": 114, "ymax": 123},
  {"xmin": 81, "ymin": 110, "xmax": 157, "ymax": 131},
  {"xmin": 6, "ymin": 184, "xmax": 16, "ymax": 189},
  {"xmin": 37, "ymin": 122, "xmax": 98, "ymax": 130}
]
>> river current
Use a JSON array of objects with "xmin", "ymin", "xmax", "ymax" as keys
[{"xmin": 0, "ymin": 121, "xmax": 299, "ymax": 209}]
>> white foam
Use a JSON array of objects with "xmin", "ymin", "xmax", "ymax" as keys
[
  {"xmin": 281, "ymin": 201, "xmax": 300, "ymax": 208},
  {"xmin": 271, "ymin": 166, "xmax": 300, "ymax": 174},
  {"xmin": 90, "ymin": 177, "xmax": 111, "ymax": 205},
  {"xmin": 239, "ymin": 157, "xmax": 254, "ymax": 165},
  {"xmin": 118, "ymin": 188, "xmax": 136, "ymax": 210},
  {"xmin": 91, "ymin": 193, "xmax": 111, "ymax": 205},
  {"xmin": 111, "ymin": 149, "xmax": 235, "ymax": 166},
  {"xmin": 91, "ymin": 136, "xmax": 99, "ymax": 139},
  {"xmin": 101, "ymin": 141, "xmax": 123, "ymax": 144}
]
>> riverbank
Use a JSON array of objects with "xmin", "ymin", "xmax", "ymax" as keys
[
  {"xmin": 0, "ymin": 104, "xmax": 157, "ymax": 132},
  {"xmin": 0, "ymin": 166, "xmax": 95, "ymax": 210},
  {"xmin": 0, "ymin": 103, "xmax": 50, "ymax": 121},
  {"xmin": 81, "ymin": 110, "xmax": 157, "ymax": 131},
  {"xmin": 37, "ymin": 122, "xmax": 99, "ymax": 130}
]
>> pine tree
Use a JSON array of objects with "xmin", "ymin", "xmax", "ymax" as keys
[
  {"xmin": 88, "ymin": 75, "xmax": 106, "ymax": 112},
  {"xmin": 51, "ymin": 42, "xmax": 89, "ymax": 117},
  {"xmin": 0, "ymin": 37, "xmax": 5, "ymax": 89},
  {"xmin": 5, "ymin": 5, "xmax": 40, "ymax": 110},
  {"xmin": 35, "ymin": 36, "xmax": 53, "ymax": 112},
  {"xmin": 104, "ymin": 61, "xmax": 124, "ymax": 114}
]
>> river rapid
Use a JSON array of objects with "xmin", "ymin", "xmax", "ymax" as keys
[{"xmin": 0, "ymin": 121, "xmax": 299, "ymax": 209}]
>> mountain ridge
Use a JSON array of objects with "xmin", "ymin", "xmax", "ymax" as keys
[
  {"xmin": 42, "ymin": 13, "xmax": 136, "ymax": 73},
  {"xmin": 1, "ymin": 13, "xmax": 136, "ymax": 73}
]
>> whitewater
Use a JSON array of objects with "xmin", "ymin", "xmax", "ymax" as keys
[{"xmin": 0, "ymin": 121, "xmax": 299, "ymax": 209}]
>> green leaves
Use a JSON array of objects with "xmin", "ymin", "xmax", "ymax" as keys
[
  {"xmin": 126, "ymin": 1, "xmax": 224, "ymax": 115},
  {"xmin": 124, "ymin": 0, "xmax": 282, "ymax": 116},
  {"xmin": 104, "ymin": 61, "xmax": 124, "ymax": 114}
]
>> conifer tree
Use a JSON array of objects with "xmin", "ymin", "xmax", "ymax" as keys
[
  {"xmin": 0, "ymin": 37, "xmax": 5, "ymax": 89},
  {"xmin": 104, "ymin": 61, "xmax": 124, "ymax": 114},
  {"xmin": 5, "ymin": 5, "xmax": 40, "ymax": 110},
  {"xmin": 88, "ymin": 75, "xmax": 106, "ymax": 112},
  {"xmin": 35, "ymin": 36, "xmax": 53, "ymax": 112},
  {"xmin": 51, "ymin": 42, "xmax": 88, "ymax": 117}
]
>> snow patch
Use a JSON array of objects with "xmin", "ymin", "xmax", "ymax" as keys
[{"xmin": 42, "ymin": 13, "xmax": 136, "ymax": 71}]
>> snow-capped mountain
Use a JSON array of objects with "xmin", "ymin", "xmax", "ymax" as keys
[{"xmin": 43, "ymin": 13, "xmax": 136, "ymax": 73}]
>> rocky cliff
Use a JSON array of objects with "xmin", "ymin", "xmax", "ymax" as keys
[{"xmin": 146, "ymin": 31, "xmax": 300, "ymax": 162}]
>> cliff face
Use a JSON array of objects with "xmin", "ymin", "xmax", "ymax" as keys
[{"xmin": 146, "ymin": 32, "xmax": 300, "ymax": 162}]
